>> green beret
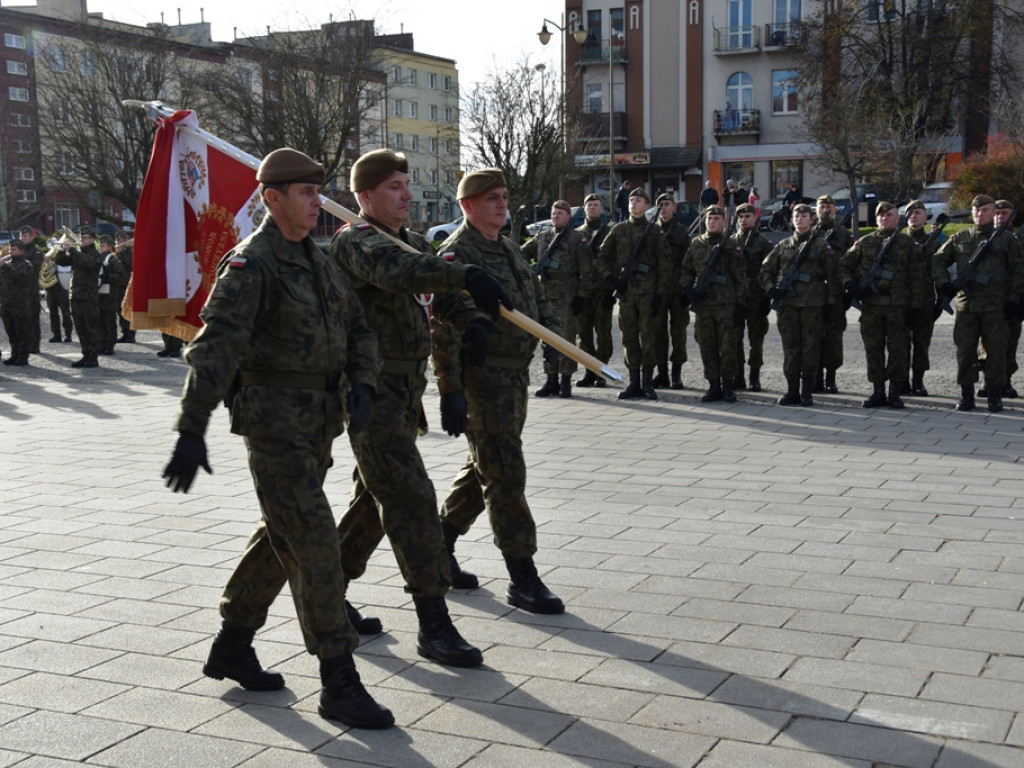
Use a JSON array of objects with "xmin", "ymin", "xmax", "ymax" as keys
[
  {"xmin": 705, "ymin": 205, "xmax": 725, "ymax": 217},
  {"xmin": 995, "ymin": 199, "xmax": 1014, "ymax": 210},
  {"xmin": 875, "ymin": 201, "xmax": 896, "ymax": 215},
  {"xmin": 457, "ymin": 168, "xmax": 506, "ymax": 200},
  {"xmin": 551, "ymin": 200, "xmax": 571, "ymax": 214},
  {"xmin": 904, "ymin": 199, "xmax": 925, "ymax": 214},
  {"xmin": 656, "ymin": 193, "xmax": 676, "ymax": 206},
  {"xmin": 816, "ymin": 195, "xmax": 836, "ymax": 205},
  {"xmin": 98, "ymin": 234, "xmax": 115, "ymax": 245},
  {"xmin": 628, "ymin": 187, "xmax": 650, "ymax": 202},
  {"xmin": 972, "ymin": 194, "xmax": 995, "ymax": 208},
  {"xmin": 257, "ymin": 147, "xmax": 325, "ymax": 185},
  {"xmin": 583, "ymin": 193, "xmax": 603, "ymax": 204},
  {"xmin": 736, "ymin": 202, "xmax": 755, "ymax": 215},
  {"xmin": 351, "ymin": 148, "xmax": 409, "ymax": 192}
]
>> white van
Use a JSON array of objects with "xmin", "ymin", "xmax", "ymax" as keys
[{"xmin": 919, "ymin": 182, "xmax": 969, "ymax": 222}]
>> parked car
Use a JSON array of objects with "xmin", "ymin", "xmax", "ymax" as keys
[
  {"xmin": 758, "ymin": 195, "xmax": 815, "ymax": 231},
  {"xmin": 918, "ymin": 181, "xmax": 969, "ymax": 222},
  {"xmin": 643, "ymin": 200, "xmax": 700, "ymax": 230},
  {"xmin": 426, "ymin": 216, "xmax": 463, "ymax": 244},
  {"xmin": 525, "ymin": 205, "xmax": 591, "ymax": 237},
  {"xmin": 829, "ymin": 181, "xmax": 922, "ymax": 227}
]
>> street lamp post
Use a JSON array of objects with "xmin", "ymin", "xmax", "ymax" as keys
[{"xmin": 538, "ymin": 15, "xmax": 587, "ymax": 200}]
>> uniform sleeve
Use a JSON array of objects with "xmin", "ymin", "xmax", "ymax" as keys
[
  {"xmin": 333, "ymin": 225, "xmax": 470, "ymax": 294},
  {"xmin": 342, "ymin": 275, "xmax": 380, "ymax": 392},
  {"xmin": 680, "ymin": 239, "xmax": 699, "ymax": 290},
  {"xmin": 823, "ymin": 243, "xmax": 841, "ymax": 304},
  {"xmin": 521, "ymin": 236, "xmax": 539, "ymax": 262},
  {"xmin": 575, "ymin": 236, "xmax": 594, "ymax": 294},
  {"xmin": 838, "ymin": 242, "xmax": 860, "ymax": 288},
  {"xmin": 653, "ymin": 231, "xmax": 671, "ymax": 295},
  {"xmin": 759, "ymin": 245, "xmax": 781, "ymax": 295},
  {"xmin": 597, "ymin": 226, "xmax": 618, "ymax": 281}
]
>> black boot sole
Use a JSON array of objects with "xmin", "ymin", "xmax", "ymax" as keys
[
  {"xmin": 416, "ymin": 638, "xmax": 484, "ymax": 668},
  {"xmin": 507, "ymin": 586, "xmax": 565, "ymax": 615},
  {"xmin": 318, "ymin": 700, "xmax": 394, "ymax": 729},
  {"xmin": 202, "ymin": 660, "xmax": 285, "ymax": 691}
]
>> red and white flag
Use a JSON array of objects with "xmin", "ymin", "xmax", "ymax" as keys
[{"xmin": 128, "ymin": 110, "xmax": 262, "ymax": 340}]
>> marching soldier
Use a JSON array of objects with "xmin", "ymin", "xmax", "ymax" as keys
[
  {"xmin": 729, "ymin": 202, "xmax": 773, "ymax": 392},
  {"xmin": 651, "ymin": 193, "xmax": 691, "ymax": 390},
  {"xmin": 680, "ymin": 205, "xmax": 746, "ymax": 403},
  {"xmin": 523, "ymin": 199, "xmax": 593, "ymax": 398},
  {"xmin": 904, "ymin": 200, "xmax": 945, "ymax": 396},
  {"xmin": 55, "ymin": 226, "xmax": 104, "ymax": 368},
  {"xmin": 575, "ymin": 194, "xmax": 613, "ymax": 388},
  {"xmin": 115, "ymin": 230, "xmax": 135, "ymax": 343},
  {"xmin": 598, "ymin": 187, "xmax": 671, "ymax": 400},
  {"xmin": 978, "ymin": 199, "xmax": 1022, "ymax": 400},
  {"xmin": 760, "ymin": 203, "xmax": 840, "ymax": 406},
  {"xmin": 18, "ymin": 226, "xmax": 43, "ymax": 353},
  {"xmin": 839, "ymin": 202, "xmax": 925, "ymax": 409},
  {"xmin": 1, "ymin": 239, "xmax": 36, "ymax": 366},
  {"xmin": 815, "ymin": 194, "xmax": 854, "ymax": 393},
  {"xmin": 97, "ymin": 234, "xmax": 127, "ymax": 355}
]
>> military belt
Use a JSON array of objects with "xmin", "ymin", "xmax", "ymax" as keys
[
  {"xmin": 483, "ymin": 354, "xmax": 529, "ymax": 370},
  {"xmin": 380, "ymin": 358, "xmax": 428, "ymax": 376},
  {"xmin": 239, "ymin": 369, "xmax": 343, "ymax": 391}
]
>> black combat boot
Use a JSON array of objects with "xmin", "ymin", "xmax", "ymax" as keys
[
  {"xmin": 12, "ymin": 354, "xmax": 29, "ymax": 366},
  {"xmin": 49, "ymin": 335, "xmax": 61, "ymax": 343},
  {"xmin": 722, "ymin": 378, "xmax": 737, "ymax": 403},
  {"xmin": 749, "ymin": 366, "xmax": 761, "ymax": 392},
  {"xmin": 641, "ymin": 366, "xmax": 658, "ymax": 400},
  {"xmin": 442, "ymin": 522, "xmax": 479, "ymax": 589},
  {"xmin": 203, "ymin": 620, "xmax": 285, "ymax": 690},
  {"xmin": 558, "ymin": 374, "xmax": 572, "ymax": 398},
  {"xmin": 862, "ymin": 382, "xmax": 887, "ymax": 408},
  {"xmin": 318, "ymin": 654, "xmax": 394, "ymax": 729},
  {"xmin": 535, "ymin": 373, "xmax": 559, "ymax": 398},
  {"xmin": 701, "ymin": 379, "xmax": 724, "ymax": 403},
  {"xmin": 345, "ymin": 600, "xmax": 382, "ymax": 635},
  {"xmin": 888, "ymin": 380, "xmax": 905, "ymax": 409},
  {"xmin": 800, "ymin": 376, "xmax": 815, "ymax": 406},
  {"xmin": 670, "ymin": 362, "xmax": 684, "ymax": 390},
  {"xmin": 824, "ymin": 369, "xmax": 838, "ymax": 394},
  {"xmin": 911, "ymin": 368, "xmax": 928, "ymax": 396},
  {"xmin": 987, "ymin": 381, "xmax": 1003, "ymax": 413},
  {"xmin": 777, "ymin": 378, "xmax": 800, "ymax": 406},
  {"xmin": 1005, "ymin": 381, "xmax": 1018, "ymax": 398},
  {"xmin": 70, "ymin": 356, "xmax": 88, "ymax": 368},
  {"xmin": 576, "ymin": 370, "xmax": 598, "ymax": 388},
  {"xmin": 733, "ymin": 372, "xmax": 747, "ymax": 391},
  {"xmin": 412, "ymin": 596, "xmax": 484, "ymax": 667},
  {"xmin": 956, "ymin": 384, "xmax": 976, "ymax": 411},
  {"xmin": 618, "ymin": 369, "xmax": 642, "ymax": 400},
  {"xmin": 899, "ymin": 380, "xmax": 911, "ymax": 395},
  {"xmin": 651, "ymin": 362, "xmax": 670, "ymax": 388},
  {"xmin": 504, "ymin": 555, "xmax": 565, "ymax": 614},
  {"xmin": 813, "ymin": 368, "xmax": 825, "ymax": 393}
]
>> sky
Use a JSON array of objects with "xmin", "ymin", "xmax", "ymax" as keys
[{"xmin": 9, "ymin": 0, "xmax": 566, "ymax": 89}]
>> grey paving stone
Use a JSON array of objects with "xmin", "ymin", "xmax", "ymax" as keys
[
  {"xmin": 0, "ymin": 710, "xmax": 142, "ymax": 761},
  {"xmin": 851, "ymin": 693, "xmax": 1013, "ymax": 742},
  {"xmin": 498, "ymin": 677, "xmax": 652, "ymax": 722},
  {"xmin": 547, "ymin": 718, "xmax": 715, "ymax": 768},
  {"xmin": 630, "ymin": 694, "xmax": 789, "ymax": 743},
  {"xmin": 0, "ymin": 671, "xmax": 127, "ymax": 713},
  {"xmin": 782, "ymin": 656, "xmax": 929, "ymax": 697},
  {"xmin": 922, "ymin": 672, "xmax": 1024, "ymax": 711},
  {"xmin": 90, "ymin": 727, "xmax": 263, "ymax": 768},
  {"xmin": 774, "ymin": 716, "xmax": 943, "ymax": 767},
  {"xmin": 413, "ymin": 698, "xmax": 575, "ymax": 749},
  {"xmin": 722, "ymin": 625, "xmax": 856, "ymax": 659},
  {"xmin": 697, "ymin": 740, "xmax": 871, "ymax": 767},
  {"xmin": 845, "ymin": 638, "xmax": 988, "ymax": 676},
  {"xmin": 933, "ymin": 740, "xmax": 1024, "ymax": 768}
]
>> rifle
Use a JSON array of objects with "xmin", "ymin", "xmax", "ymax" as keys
[
  {"xmin": 533, "ymin": 224, "xmax": 572, "ymax": 281},
  {"xmin": 770, "ymin": 226, "xmax": 821, "ymax": 313},
  {"xmin": 850, "ymin": 218, "xmax": 906, "ymax": 311},
  {"xmin": 936, "ymin": 218, "xmax": 1012, "ymax": 315},
  {"xmin": 613, "ymin": 216, "xmax": 659, "ymax": 301},
  {"xmin": 921, "ymin": 212, "xmax": 950, "ymax": 253},
  {"xmin": 687, "ymin": 213, "xmax": 738, "ymax": 316}
]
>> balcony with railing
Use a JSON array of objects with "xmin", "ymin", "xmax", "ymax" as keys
[
  {"xmin": 578, "ymin": 111, "xmax": 628, "ymax": 141},
  {"xmin": 713, "ymin": 25, "xmax": 761, "ymax": 54},
  {"xmin": 579, "ymin": 41, "xmax": 628, "ymax": 65},
  {"xmin": 764, "ymin": 21, "xmax": 805, "ymax": 48},
  {"xmin": 713, "ymin": 108, "xmax": 761, "ymax": 138}
]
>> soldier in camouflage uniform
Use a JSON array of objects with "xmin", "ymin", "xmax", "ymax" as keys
[
  {"xmin": 332, "ymin": 149, "xmax": 508, "ymax": 668},
  {"xmin": 760, "ymin": 204, "xmax": 840, "ymax": 406},
  {"xmin": 97, "ymin": 235, "xmax": 127, "ymax": 355},
  {"xmin": 1, "ymin": 239, "xmax": 36, "ymax": 365},
  {"xmin": 523, "ymin": 199, "xmax": 593, "ymax": 398},
  {"xmin": 977, "ymin": 199, "xmax": 1023, "ymax": 400},
  {"xmin": 575, "ymin": 194, "xmax": 613, "ymax": 388},
  {"xmin": 904, "ymin": 200, "xmax": 945, "ymax": 396},
  {"xmin": 432, "ymin": 168, "xmax": 566, "ymax": 615},
  {"xmin": 17, "ymin": 226, "xmax": 42, "ymax": 352},
  {"xmin": 162, "ymin": 148, "xmax": 394, "ymax": 730},
  {"xmin": 815, "ymin": 195, "xmax": 854, "ymax": 393},
  {"xmin": 729, "ymin": 202, "xmax": 773, "ymax": 392},
  {"xmin": 651, "ymin": 193, "xmax": 690, "ymax": 390},
  {"xmin": 933, "ymin": 194, "xmax": 1024, "ymax": 412},
  {"xmin": 55, "ymin": 226, "xmax": 104, "ymax": 368},
  {"xmin": 680, "ymin": 205, "xmax": 746, "ymax": 403},
  {"xmin": 598, "ymin": 187, "xmax": 671, "ymax": 400},
  {"xmin": 840, "ymin": 201, "xmax": 926, "ymax": 409},
  {"xmin": 115, "ymin": 230, "xmax": 135, "ymax": 343}
]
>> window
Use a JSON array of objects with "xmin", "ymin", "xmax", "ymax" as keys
[
  {"xmin": 235, "ymin": 68, "xmax": 251, "ymax": 88},
  {"xmin": 17, "ymin": 189, "xmax": 36, "ymax": 203},
  {"xmin": 17, "ymin": 167, "xmax": 34, "ymax": 181},
  {"xmin": 54, "ymin": 203, "xmax": 80, "ymax": 230},
  {"xmin": 430, "ymin": 169, "xmax": 438, "ymax": 185},
  {"xmin": 428, "ymin": 72, "xmax": 438, "ymax": 89},
  {"xmin": 411, "ymin": 134, "xmax": 419, "ymax": 151},
  {"xmin": 446, "ymin": 170, "xmax": 457, "ymax": 185},
  {"xmin": 775, "ymin": 0, "xmax": 801, "ymax": 24},
  {"xmin": 585, "ymin": 83, "xmax": 603, "ymax": 114},
  {"xmin": 408, "ymin": 68, "xmax": 417, "ymax": 86},
  {"xmin": 447, "ymin": 139, "xmax": 458, "ymax": 154},
  {"xmin": 5, "ymin": 33, "xmax": 26, "ymax": 49},
  {"xmin": 727, "ymin": 0, "xmax": 754, "ymax": 48},
  {"xmin": 610, "ymin": 7, "xmax": 625, "ymax": 36},
  {"xmin": 7, "ymin": 60, "xmax": 27, "ymax": 75},
  {"xmin": 9, "ymin": 87, "xmax": 29, "ymax": 102},
  {"xmin": 393, "ymin": 99, "xmax": 402, "ymax": 117},
  {"xmin": 771, "ymin": 160, "xmax": 802, "ymax": 198},
  {"xmin": 48, "ymin": 45, "xmax": 68, "ymax": 72},
  {"xmin": 10, "ymin": 113, "xmax": 31, "ymax": 127},
  {"xmin": 772, "ymin": 70, "xmax": 798, "ymax": 114},
  {"xmin": 726, "ymin": 72, "xmax": 753, "ymax": 110},
  {"xmin": 80, "ymin": 51, "xmax": 97, "ymax": 77},
  {"xmin": 412, "ymin": 168, "xmax": 420, "ymax": 183},
  {"xmin": 392, "ymin": 65, "xmax": 402, "ymax": 83},
  {"xmin": 443, "ymin": 75, "xmax": 452, "ymax": 91},
  {"xmin": 586, "ymin": 9, "xmax": 602, "ymax": 43},
  {"xmin": 56, "ymin": 150, "xmax": 76, "ymax": 176},
  {"xmin": 444, "ymin": 106, "xmax": 454, "ymax": 123},
  {"xmin": 52, "ymin": 97, "xmax": 72, "ymax": 123},
  {"xmin": 430, "ymin": 136, "xmax": 439, "ymax": 154},
  {"xmin": 365, "ymin": 125, "xmax": 379, "ymax": 145},
  {"xmin": 392, "ymin": 133, "xmax": 404, "ymax": 150},
  {"xmin": 409, "ymin": 101, "xmax": 418, "ymax": 119},
  {"xmin": 429, "ymin": 104, "xmax": 438, "ymax": 121},
  {"xmin": 14, "ymin": 140, "xmax": 31, "ymax": 154}
]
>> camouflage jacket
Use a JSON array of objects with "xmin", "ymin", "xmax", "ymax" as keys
[
  {"xmin": 522, "ymin": 224, "xmax": 593, "ymax": 301},
  {"xmin": 760, "ymin": 229, "xmax": 840, "ymax": 308},
  {"xmin": 598, "ymin": 216, "xmax": 671, "ymax": 297},
  {"xmin": 680, "ymin": 231, "xmax": 747, "ymax": 307},
  {"xmin": 907, "ymin": 227, "xmax": 943, "ymax": 304},
  {"xmin": 432, "ymin": 220, "xmax": 558, "ymax": 393},
  {"xmin": 727, "ymin": 226, "xmax": 773, "ymax": 298},
  {"xmin": 933, "ymin": 223, "xmax": 1024, "ymax": 312},
  {"xmin": 55, "ymin": 243, "xmax": 104, "ymax": 303},
  {"xmin": 817, "ymin": 220, "xmax": 854, "ymax": 266},
  {"xmin": 0, "ymin": 255, "xmax": 34, "ymax": 310},
  {"xmin": 175, "ymin": 216, "xmax": 378, "ymax": 441},
  {"xmin": 840, "ymin": 229, "xmax": 926, "ymax": 309},
  {"xmin": 332, "ymin": 216, "xmax": 479, "ymax": 365},
  {"xmin": 577, "ymin": 218, "xmax": 611, "ymax": 265},
  {"xmin": 656, "ymin": 218, "xmax": 691, "ymax": 287}
]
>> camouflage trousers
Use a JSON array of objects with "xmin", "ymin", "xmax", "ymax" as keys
[
  {"xmin": 954, "ymin": 310, "xmax": 1007, "ymax": 387},
  {"xmin": 654, "ymin": 296, "xmax": 690, "ymax": 364},
  {"xmin": 907, "ymin": 310, "xmax": 937, "ymax": 373},
  {"xmin": 544, "ymin": 295, "xmax": 579, "ymax": 375},
  {"xmin": 577, "ymin": 288, "xmax": 614, "ymax": 363},
  {"xmin": 220, "ymin": 436, "xmax": 358, "ymax": 659},
  {"xmin": 777, "ymin": 305, "xmax": 824, "ymax": 380},
  {"xmin": 338, "ymin": 373, "xmax": 451, "ymax": 597},
  {"xmin": 1, "ymin": 307, "xmax": 32, "ymax": 358},
  {"xmin": 694, "ymin": 304, "xmax": 740, "ymax": 382},
  {"xmin": 70, "ymin": 299, "xmax": 102, "ymax": 356},
  {"xmin": 45, "ymin": 286, "xmax": 72, "ymax": 338},
  {"xmin": 859, "ymin": 305, "xmax": 910, "ymax": 383},
  {"xmin": 439, "ymin": 382, "xmax": 537, "ymax": 560},
  {"xmin": 618, "ymin": 292, "xmax": 660, "ymax": 369},
  {"xmin": 979, "ymin": 316, "xmax": 1022, "ymax": 381},
  {"xmin": 820, "ymin": 304, "xmax": 846, "ymax": 371},
  {"xmin": 734, "ymin": 297, "xmax": 769, "ymax": 371}
]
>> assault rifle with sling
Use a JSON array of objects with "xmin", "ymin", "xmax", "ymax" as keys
[
  {"xmin": 936, "ymin": 218, "xmax": 1012, "ymax": 315},
  {"xmin": 533, "ymin": 224, "xmax": 572, "ymax": 281},
  {"xmin": 612, "ymin": 216, "xmax": 658, "ymax": 301},
  {"xmin": 849, "ymin": 217, "xmax": 906, "ymax": 311},
  {"xmin": 686, "ymin": 213, "xmax": 738, "ymax": 317},
  {"xmin": 770, "ymin": 226, "xmax": 821, "ymax": 313}
]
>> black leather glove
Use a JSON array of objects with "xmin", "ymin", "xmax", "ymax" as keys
[
  {"xmin": 346, "ymin": 383, "xmax": 374, "ymax": 436},
  {"xmin": 465, "ymin": 266, "xmax": 513, "ymax": 320},
  {"xmin": 1004, "ymin": 301, "xmax": 1019, "ymax": 322},
  {"xmin": 542, "ymin": 343, "xmax": 560, "ymax": 365},
  {"xmin": 768, "ymin": 287, "xmax": 783, "ymax": 301},
  {"xmin": 932, "ymin": 303, "xmax": 943, "ymax": 321},
  {"xmin": 758, "ymin": 297, "xmax": 772, "ymax": 317},
  {"xmin": 733, "ymin": 302, "xmax": 745, "ymax": 326},
  {"xmin": 571, "ymin": 295, "xmax": 585, "ymax": 316},
  {"xmin": 440, "ymin": 391, "xmax": 467, "ymax": 437},
  {"xmin": 906, "ymin": 307, "xmax": 920, "ymax": 326},
  {"xmin": 461, "ymin": 317, "xmax": 492, "ymax": 367},
  {"xmin": 939, "ymin": 282, "xmax": 957, "ymax": 300},
  {"xmin": 842, "ymin": 290, "xmax": 854, "ymax": 311},
  {"xmin": 162, "ymin": 432, "xmax": 212, "ymax": 494},
  {"xmin": 650, "ymin": 294, "xmax": 663, "ymax": 317}
]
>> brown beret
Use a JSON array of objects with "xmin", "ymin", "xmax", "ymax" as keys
[
  {"xmin": 736, "ymin": 203, "xmax": 755, "ymax": 215},
  {"xmin": 98, "ymin": 234, "xmax": 115, "ymax": 245},
  {"xmin": 656, "ymin": 193, "xmax": 676, "ymax": 205},
  {"xmin": 350, "ymin": 148, "xmax": 408, "ymax": 192},
  {"xmin": 257, "ymin": 147, "xmax": 325, "ymax": 185},
  {"xmin": 972, "ymin": 194, "xmax": 995, "ymax": 208},
  {"xmin": 792, "ymin": 203, "xmax": 813, "ymax": 215},
  {"xmin": 458, "ymin": 168, "xmax": 506, "ymax": 200},
  {"xmin": 904, "ymin": 199, "xmax": 925, "ymax": 214},
  {"xmin": 628, "ymin": 187, "xmax": 650, "ymax": 202},
  {"xmin": 552, "ymin": 200, "xmax": 571, "ymax": 214},
  {"xmin": 995, "ymin": 199, "xmax": 1014, "ymax": 210},
  {"xmin": 583, "ymin": 193, "xmax": 603, "ymax": 204},
  {"xmin": 816, "ymin": 195, "xmax": 836, "ymax": 205},
  {"xmin": 705, "ymin": 205, "xmax": 725, "ymax": 217},
  {"xmin": 19, "ymin": 225, "xmax": 33, "ymax": 235},
  {"xmin": 875, "ymin": 201, "xmax": 896, "ymax": 215}
]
